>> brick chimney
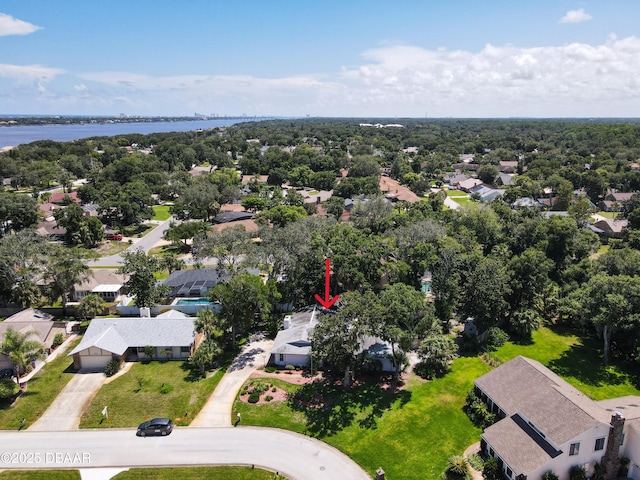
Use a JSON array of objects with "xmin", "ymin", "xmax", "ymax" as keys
[{"xmin": 603, "ymin": 412, "xmax": 625, "ymax": 480}]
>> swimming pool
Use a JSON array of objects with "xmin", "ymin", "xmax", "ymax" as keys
[{"xmin": 174, "ymin": 298, "xmax": 213, "ymax": 305}]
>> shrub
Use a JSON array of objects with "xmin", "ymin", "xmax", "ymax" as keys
[
  {"xmin": 0, "ymin": 378, "xmax": 19, "ymax": 399},
  {"xmin": 569, "ymin": 466, "xmax": 586, "ymax": 480},
  {"xmin": 248, "ymin": 392, "xmax": 260, "ymax": 403},
  {"xmin": 284, "ymin": 365, "xmax": 295, "ymax": 370},
  {"xmin": 482, "ymin": 457, "xmax": 500, "ymax": 480},
  {"xmin": 466, "ymin": 453, "xmax": 483, "ymax": 471},
  {"xmin": 484, "ymin": 327, "xmax": 508, "ymax": 351},
  {"xmin": 542, "ymin": 471, "xmax": 559, "ymax": 480},
  {"xmin": 463, "ymin": 389, "xmax": 496, "ymax": 429},
  {"xmin": 159, "ymin": 383, "xmax": 173, "ymax": 394},
  {"xmin": 52, "ymin": 333, "xmax": 64, "ymax": 349},
  {"xmin": 143, "ymin": 345, "xmax": 154, "ymax": 359},
  {"xmin": 592, "ymin": 462, "xmax": 606, "ymax": 480},
  {"xmin": 104, "ymin": 359, "xmax": 121, "ymax": 377},
  {"xmin": 271, "ymin": 387, "xmax": 276, "ymax": 392},
  {"xmin": 265, "ymin": 366, "xmax": 276, "ymax": 373},
  {"xmin": 265, "ymin": 395, "xmax": 273, "ymax": 402},
  {"xmin": 443, "ymin": 456, "xmax": 471, "ymax": 480}
]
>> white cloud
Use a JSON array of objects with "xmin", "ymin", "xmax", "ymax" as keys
[
  {"xmin": 0, "ymin": 13, "xmax": 41, "ymax": 36},
  {"xmin": 0, "ymin": 63, "xmax": 64, "ymax": 80},
  {"xmin": 560, "ymin": 8, "xmax": 592, "ymax": 24},
  {"xmin": 6, "ymin": 36, "xmax": 640, "ymax": 117}
]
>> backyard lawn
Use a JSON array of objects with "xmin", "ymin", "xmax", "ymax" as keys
[
  {"xmin": 235, "ymin": 323, "xmax": 640, "ymax": 480},
  {"xmin": 0, "ymin": 339, "xmax": 80, "ymax": 430},
  {"xmin": 80, "ymin": 361, "xmax": 223, "ymax": 428}
]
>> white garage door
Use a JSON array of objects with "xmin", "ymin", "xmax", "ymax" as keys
[{"xmin": 80, "ymin": 354, "xmax": 112, "ymax": 371}]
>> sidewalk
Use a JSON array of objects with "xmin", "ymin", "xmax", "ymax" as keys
[{"xmin": 190, "ymin": 338, "xmax": 273, "ymax": 427}]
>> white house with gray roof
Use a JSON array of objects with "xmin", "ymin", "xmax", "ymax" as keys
[
  {"xmin": 474, "ymin": 356, "xmax": 640, "ymax": 480},
  {"xmin": 270, "ymin": 307, "xmax": 319, "ymax": 367},
  {"xmin": 69, "ymin": 310, "xmax": 200, "ymax": 371}
]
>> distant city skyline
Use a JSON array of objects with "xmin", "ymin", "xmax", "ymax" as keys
[{"xmin": 2, "ymin": 1, "xmax": 640, "ymax": 118}]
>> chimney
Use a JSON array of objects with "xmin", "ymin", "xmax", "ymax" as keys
[
  {"xmin": 603, "ymin": 412, "xmax": 625, "ymax": 480},
  {"xmin": 283, "ymin": 315, "xmax": 292, "ymax": 330}
]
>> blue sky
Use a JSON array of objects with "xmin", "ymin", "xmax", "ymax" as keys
[{"xmin": 2, "ymin": 1, "xmax": 640, "ymax": 117}]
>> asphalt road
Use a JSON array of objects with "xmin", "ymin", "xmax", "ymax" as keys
[
  {"xmin": 0, "ymin": 427, "xmax": 372, "ymax": 480},
  {"xmin": 88, "ymin": 217, "xmax": 175, "ymax": 267}
]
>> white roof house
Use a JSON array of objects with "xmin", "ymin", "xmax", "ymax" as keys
[
  {"xmin": 270, "ymin": 307, "xmax": 319, "ymax": 367},
  {"xmin": 69, "ymin": 313, "xmax": 198, "ymax": 371}
]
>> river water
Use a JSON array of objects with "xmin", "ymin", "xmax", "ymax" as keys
[{"xmin": 0, "ymin": 118, "xmax": 251, "ymax": 149}]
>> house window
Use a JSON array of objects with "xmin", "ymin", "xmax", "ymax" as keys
[
  {"xmin": 137, "ymin": 347, "xmax": 146, "ymax": 353},
  {"xmin": 279, "ymin": 354, "xmax": 284, "ymax": 362},
  {"xmin": 506, "ymin": 467, "xmax": 513, "ymax": 479},
  {"xmin": 569, "ymin": 442, "xmax": 580, "ymax": 456},
  {"xmin": 595, "ymin": 438, "xmax": 605, "ymax": 451},
  {"xmin": 180, "ymin": 346, "xmax": 190, "ymax": 353}
]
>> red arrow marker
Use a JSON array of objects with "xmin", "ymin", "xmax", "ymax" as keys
[{"xmin": 314, "ymin": 258, "xmax": 340, "ymax": 309}]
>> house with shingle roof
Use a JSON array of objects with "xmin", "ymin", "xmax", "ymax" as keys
[
  {"xmin": 68, "ymin": 311, "xmax": 200, "ymax": 371},
  {"xmin": 474, "ymin": 356, "xmax": 640, "ymax": 480}
]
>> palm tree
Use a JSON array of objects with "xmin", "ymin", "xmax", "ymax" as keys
[
  {"xmin": 1, "ymin": 328, "xmax": 45, "ymax": 383},
  {"xmin": 78, "ymin": 293, "xmax": 106, "ymax": 321},
  {"xmin": 194, "ymin": 308, "xmax": 224, "ymax": 342}
]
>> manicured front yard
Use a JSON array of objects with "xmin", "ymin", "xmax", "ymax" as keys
[
  {"xmin": 0, "ymin": 467, "xmax": 287, "ymax": 480},
  {"xmin": 80, "ymin": 361, "xmax": 223, "ymax": 428},
  {"xmin": 0, "ymin": 471, "xmax": 80, "ymax": 480},
  {"xmin": 152, "ymin": 205, "xmax": 172, "ymax": 221},
  {"xmin": 0, "ymin": 339, "xmax": 80, "ymax": 430},
  {"xmin": 112, "ymin": 466, "xmax": 287, "ymax": 479},
  {"xmin": 235, "ymin": 324, "xmax": 640, "ymax": 480}
]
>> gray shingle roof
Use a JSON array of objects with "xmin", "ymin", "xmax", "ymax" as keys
[
  {"xmin": 271, "ymin": 307, "xmax": 318, "ymax": 355},
  {"xmin": 69, "ymin": 317, "xmax": 196, "ymax": 356},
  {"xmin": 475, "ymin": 356, "xmax": 608, "ymax": 445}
]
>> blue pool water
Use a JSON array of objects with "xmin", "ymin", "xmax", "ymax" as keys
[{"xmin": 175, "ymin": 298, "xmax": 212, "ymax": 305}]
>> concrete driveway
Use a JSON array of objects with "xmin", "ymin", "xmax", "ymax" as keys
[
  {"xmin": 191, "ymin": 337, "xmax": 273, "ymax": 427},
  {"xmin": 28, "ymin": 371, "xmax": 106, "ymax": 431}
]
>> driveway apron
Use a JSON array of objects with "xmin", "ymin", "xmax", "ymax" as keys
[
  {"xmin": 28, "ymin": 371, "xmax": 106, "ymax": 431},
  {"xmin": 191, "ymin": 339, "xmax": 273, "ymax": 427}
]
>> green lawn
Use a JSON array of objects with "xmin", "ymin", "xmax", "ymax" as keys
[
  {"xmin": 152, "ymin": 205, "xmax": 172, "ymax": 221},
  {"xmin": 0, "ymin": 468, "xmax": 286, "ymax": 480},
  {"xmin": 0, "ymin": 471, "xmax": 80, "ymax": 480},
  {"xmin": 236, "ymin": 324, "xmax": 640, "ymax": 480},
  {"xmin": 113, "ymin": 466, "xmax": 287, "ymax": 479},
  {"xmin": 0, "ymin": 339, "xmax": 80, "ymax": 430},
  {"xmin": 235, "ymin": 359, "xmax": 489, "ymax": 480},
  {"xmin": 446, "ymin": 190, "xmax": 468, "ymax": 197},
  {"xmin": 492, "ymin": 324, "xmax": 640, "ymax": 400},
  {"xmin": 451, "ymin": 197, "xmax": 472, "ymax": 206},
  {"xmin": 80, "ymin": 361, "xmax": 223, "ymax": 428}
]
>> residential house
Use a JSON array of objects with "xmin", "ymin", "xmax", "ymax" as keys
[
  {"xmin": 457, "ymin": 178, "xmax": 484, "ymax": 192},
  {"xmin": 212, "ymin": 211, "xmax": 255, "ymax": 224},
  {"xmin": 591, "ymin": 218, "xmax": 628, "ymax": 239},
  {"xmin": 447, "ymin": 174, "xmax": 472, "ymax": 188},
  {"xmin": 499, "ymin": 161, "xmax": 519, "ymax": 173},
  {"xmin": 470, "ymin": 185, "xmax": 506, "ymax": 202},
  {"xmin": 73, "ymin": 269, "xmax": 126, "ymax": 303},
  {"xmin": 270, "ymin": 307, "xmax": 319, "ymax": 368},
  {"xmin": 0, "ymin": 309, "xmax": 67, "ymax": 371},
  {"xmin": 474, "ymin": 356, "xmax": 640, "ymax": 480},
  {"xmin": 511, "ymin": 197, "xmax": 544, "ymax": 209},
  {"xmin": 495, "ymin": 173, "xmax": 515, "ymax": 187},
  {"xmin": 68, "ymin": 310, "xmax": 200, "ymax": 371},
  {"xmin": 161, "ymin": 268, "xmax": 229, "ymax": 298},
  {"xmin": 599, "ymin": 192, "xmax": 637, "ymax": 212},
  {"xmin": 270, "ymin": 306, "xmax": 397, "ymax": 372}
]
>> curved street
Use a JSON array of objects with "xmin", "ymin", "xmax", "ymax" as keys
[{"xmin": 0, "ymin": 428, "xmax": 372, "ymax": 480}]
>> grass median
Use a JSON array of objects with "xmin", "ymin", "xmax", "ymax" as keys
[{"xmin": 80, "ymin": 360, "xmax": 223, "ymax": 428}]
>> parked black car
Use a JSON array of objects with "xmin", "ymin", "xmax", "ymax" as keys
[
  {"xmin": 136, "ymin": 418, "xmax": 173, "ymax": 437},
  {"xmin": 0, "ymin": 369, "xmax": 13, "ymax": 380}
]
